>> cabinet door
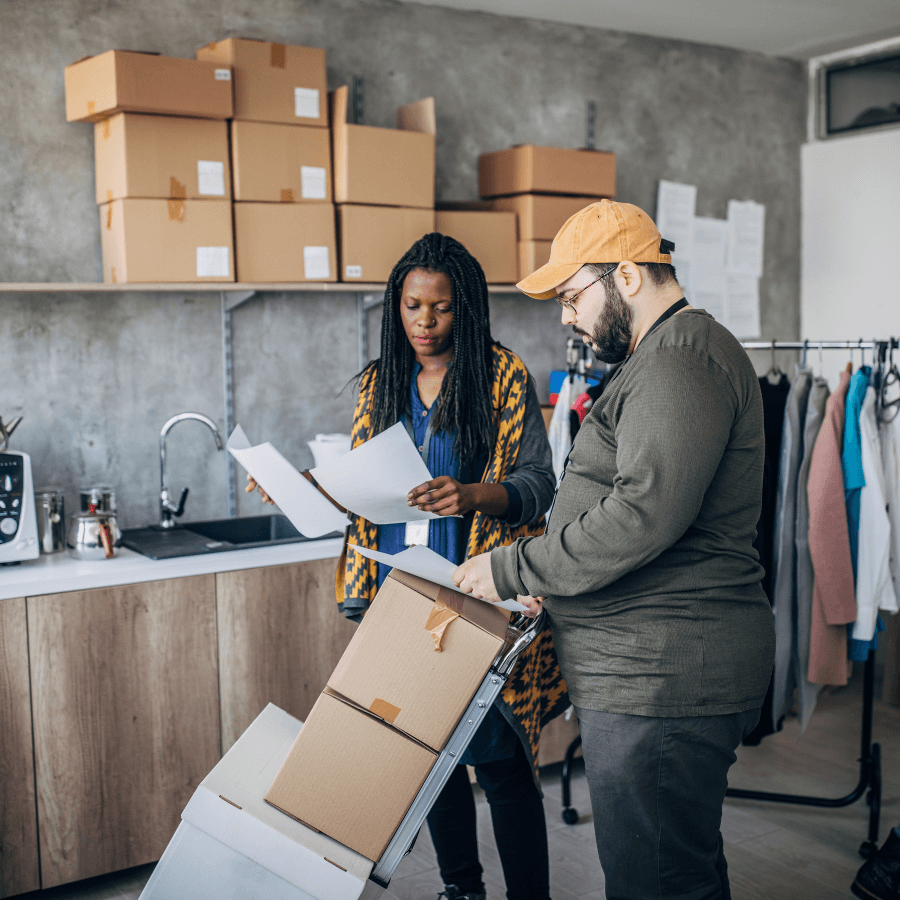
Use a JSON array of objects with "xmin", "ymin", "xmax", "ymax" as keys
[
  {"xmin": 217, "ymin": 559, "xmax": 358, "ymax": 752},
  {"xmin": 28, "ymin": 576, "xmax": 219, "ymax": 888},
  {"xmin": 0, "ymin": 597, "xmax": 40, "ymax": 896}
]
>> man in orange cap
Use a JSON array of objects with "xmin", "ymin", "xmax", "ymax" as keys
[{"xmin": 454, "ymin": 200, "xmax": 775, "ymax": 900}]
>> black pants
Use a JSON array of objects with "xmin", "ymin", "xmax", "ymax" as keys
[
  {"xmin": 426, "ymin": 738, "xmax": 550, "ymax": 900},
  {"xmin": 576, "ymin": 706, "xmax": 761, "ymax": 900}
]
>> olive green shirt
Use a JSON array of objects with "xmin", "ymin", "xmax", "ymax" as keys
[{"xmin": 491, "ymin": 309, "xmax": 775, "ymax": 716}]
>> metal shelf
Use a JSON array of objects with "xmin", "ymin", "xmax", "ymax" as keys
[{"xmin": 0, "ymin": 282, "xmax": 521, "ymax": 293}]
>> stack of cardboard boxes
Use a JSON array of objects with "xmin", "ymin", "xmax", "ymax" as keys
[
  {"xmin": 197, "ymin": 38, "xmax": 336, "ymax": 283},
  {"xmin": 331, "ymin": 86, "xmax": 436, "ymax": 283},
  {"xmin": 65, "ymin": 50, "xmax": 236, "ymax": 283},
  {"xmin": 478, "ymin": 144, "xmax": 617, "ymax": 281},
  {"xmin": 433, "ymin": 204, "xmax": 519, "ymax": 284}
]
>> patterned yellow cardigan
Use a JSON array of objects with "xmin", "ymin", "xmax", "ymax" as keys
[{"xmin": 334, "ymin": 344, "xmax": 569, "ymax": 775}]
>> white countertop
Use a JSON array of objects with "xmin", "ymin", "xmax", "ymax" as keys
[{"xmin": 0, "ymin": 538, "xmax": 345, "ymax": 601}]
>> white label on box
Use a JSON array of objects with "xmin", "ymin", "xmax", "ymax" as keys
[
  {"xmin": 345, "ymin": 265, "xmax": 363, "ymax": 279},
  {"xmin": 197, "ymin": 160, "xmax": 226, "ymax": 196},
  {"xmin": 197, "ymin": 246, "xmax": 230, "ymax": 278},
  {"xmin": 214, "ymin": 68, "xmax": 231, "ymax": 81},
  {"xmin": 300, "ymin": 166, "xmax": 327, "ymax": 200},
  {"xmin": 294, "ymin": 87, "xmax": 320, "ymax": 119},
  {"xmin": 303, "ymin": 246, "xmax": 331, "ymax": 280}
]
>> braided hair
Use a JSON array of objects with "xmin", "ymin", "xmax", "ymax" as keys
[{"xmin": 365, "ymin": 232, "xmax": 496, "ymax": 465}]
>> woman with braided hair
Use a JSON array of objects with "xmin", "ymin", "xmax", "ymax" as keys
[
  {"xmin": 251, "ymin": 232, "xmax": 566, "ymax": 900},
  {"xmin": 340, "ymin": 233, "xmax": 565, "ymax": 900}
]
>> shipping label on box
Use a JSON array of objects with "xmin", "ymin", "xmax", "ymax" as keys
[
  {"xmin": 94, "ymin": 113, "xmax": 232, "ymax": 204},
  {"xmin": 434, "ymin": 210, "xmax": 517, "ymax": 284},
  {"xmin": 328, "ymin": 569, "xmax": 508, "ymax": 750},
  {"xmin": 65, "ymin": 50, "xmax": 233, "ymax": 122},
  {"xmin": 234, "ymin": 203, "xmax": 337, "ymax": 283},
  {"xmin": 265, "ymin": 690, "xmax": 437, "ymax": 862},
  {"xmin": 197, "ymin": 38, "xmax": 327, "ymax": 128},
  {"xmin": 230, "ymin": 121, "xmax": 332, "ymax": 203},
  {"xmin": 338, "ymin": 205, "xmax": 435, "ymax": 283},
  {"xmin": 331, "ymin": 86, "xmax": 436, "ymax": 209},
  {"xmin": 99, "ymin": 198, "xmax": 234, "ymax": 283},
  {"xmin": 478, "ymin": 145, "xmax": 615, "ymax": 200}
]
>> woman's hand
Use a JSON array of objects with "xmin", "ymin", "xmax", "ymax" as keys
[
  {"xmin": 246, "ymin": 473, "xmax": 274, "ymax": 505},
  {"xmin": 408, "ymin": 476, "xmax": 476, "ymax": 516}
]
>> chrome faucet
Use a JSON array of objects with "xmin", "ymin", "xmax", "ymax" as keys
[{"xmin": 159, "ymin": 413, "xmax": 224, "ymax": 528}]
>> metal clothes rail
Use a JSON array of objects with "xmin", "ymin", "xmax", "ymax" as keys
[{"xmin": 559, "ymin": 338, "xmax": 899, "ymax": 859}]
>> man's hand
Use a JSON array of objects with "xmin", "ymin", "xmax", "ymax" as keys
[
  {"xmin": 516, "ymin": 595, "xmax": 544, "ymax": 619},
  {"xmin": 453, "ymin": 551, "xmax": 501, "ymax": 602},
  {"xmin": 408, "ymin": 476, "xmax": 475, "ymax": 516},
  {"xmin": 246, "ymin": 473, "xmax": 274, "ymax": 504}
]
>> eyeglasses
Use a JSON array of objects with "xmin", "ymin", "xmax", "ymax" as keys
[{"xmin": 552, "ymin": 265, "xmax": 618, "ymax": 313}]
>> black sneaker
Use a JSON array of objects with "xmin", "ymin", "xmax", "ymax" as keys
[
  {"xmin": 437, "ymin": 886, "xmax": 487, "ymax": 900},
  {"xmin": 852, "ymin": 830, "xmax": 900, "ymax": 900}
]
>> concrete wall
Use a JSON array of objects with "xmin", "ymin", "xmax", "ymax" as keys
[{"xmin": 0, "ymin": 0, "xmax": 806, "ymax": 529}]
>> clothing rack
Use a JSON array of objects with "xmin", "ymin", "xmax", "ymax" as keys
[{"xmin": 558, "ymin": 338, "xmax": 899, "ymax": 859}]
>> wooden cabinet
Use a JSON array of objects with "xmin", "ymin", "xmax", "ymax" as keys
[
  {"xmin": 217, "ymin": 559, "xmax": 357, "ymax": 752},
  {"xmin": 0, "ymin": 598, "xmax": 40, "ymax": 896},
  {"xmin": 28, "ymin": 576, "xmax": 219, "ymax": 888}
]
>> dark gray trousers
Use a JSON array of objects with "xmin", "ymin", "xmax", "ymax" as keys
[{"xmin": 574, "ymin": 706, "xmax": 761, "ymax": 900}]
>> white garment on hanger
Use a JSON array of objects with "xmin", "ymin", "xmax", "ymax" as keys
[
  {"xmin": 854, "ymin": 387, "xmax": 898, "ymax": 641},
  {"xmin": 548, "ymin": 375, "xmax": 574, "ymax": 480},
  {"xmin": 880, "ymin": 409, "xmax": 900, "ymax": 607}
]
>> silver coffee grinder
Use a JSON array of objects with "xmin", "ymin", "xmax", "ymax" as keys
[{"xmin": 0, "ymin": 416, "xmax": 39, "ymax": 564}]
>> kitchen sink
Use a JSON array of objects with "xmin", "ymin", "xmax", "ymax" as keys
[{"xmin": 121, "ymin": 514, "xmax": 342, "ymax": 560}]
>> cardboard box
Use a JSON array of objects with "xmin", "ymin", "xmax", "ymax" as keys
[
  {"xmin": 197, "ymin": 38, "xmax": 327, "ymax": 128},
  {"xmin": 518, "ymin": 239, "xmax": 553, "ymax": 282},
  {"xmin": 266, "ymin": 690, "xmax": 437, "ymax": 862},
  {"xmin": 234, "ymin": 203, "xmax": 337, "ymax": 283},
  {"xmin": 489, "ymin": 194, "xmax": 600, "ymax": 241},
  {"xmin": 331, "ymin": 86, "xmax": 435, "ymax": 208},
  {"xmin": 141, "ymin": 704, "xmax": 374, "ymax": 900},
  {"xmin": 478, "ymin": 145, "xmax": 616, "ymax": 199},
  {"xmin": 434, "ymin": 210, "xmax": 517, "ymax": 284},
  {"xmin": 65, "ymin": 50, "xmax": 233, "ymax": 123},
  {"xmin": 99, "ymin": 198, "xmax": 234, "ymax": 283},
  {"xmin": 231, "ymin": 121, "xmax": 332, "ymax": 203},
  {"xmin": 328, "ymin": 570, "xmax": 509, "ymax": 750},
  {"xmin": 93, "ymin": 113, "xmax": 231, "ymax": 204},
  {"xmin": 338, "ymin": 205, "xmax": 435, "ymax": 282}
]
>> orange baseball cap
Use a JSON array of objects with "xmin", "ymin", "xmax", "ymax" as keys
[{"xmin": 517, "ymin": 199, "xmax": 673, "ymax": 299}]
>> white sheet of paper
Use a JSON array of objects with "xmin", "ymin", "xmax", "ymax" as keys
[
  {"xmin": 656, "ymin": 180, "xmax": 697, "ymax": 260},
  {"xmin": 310, "ymin": 421, "xmax": 440, "ymax": 525},
  {"xmin": 724, "ymin": 273, "xmax": 761, "ymax": 338},
  {"xmin": 691, "ymin": 217, "xmax": 728, "ymax": 290},
  {"xmin": 348, "ymin": 543, "xmax": 528, "ymax": 612},
  {"xmin": 227, "ymin": 425, "xmax": 350, "ymax": 538},
  {"xmin": 727, "ymin": 200, "xmax": 765, "ymax": 277}
]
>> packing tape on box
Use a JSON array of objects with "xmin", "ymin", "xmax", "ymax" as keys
[
  {"xmin": 101, "ymin": 119, "xmax": 110, "ymax": 139},
  {"xmin": 106, "ymin": 205, "xmax": 113, "ymax": 229},
  {"xmin": 106, "ymin": 189, "xmax": 113, "ymax": 201},
  {"xmin": 425, "ymin": 597, "xmax": 460, "ymax": 652},
  {"xmin": 167, "ymin": 199, "xmax": 185, "ymax": 222},
  {"xmin": 87, "ymin": 100, "xmax": 95, "ymax": 115},
  {"xmin": 110, "ymin": 266, "xmax": 117, "ymax": 283},
  {"xmin": 280, "ymin": 188, "xmax": 295, "ymax": 202},
  {"xmin": 270, "ymin": 42, "xmax": 286, "ymax": 68},
  {"xmin": 170, "ymin": 176, "xmax": 187, "ymax": 200},
  {"xmin": 369, "ymin": 698, "xmax": 401, "ymax": 724}
]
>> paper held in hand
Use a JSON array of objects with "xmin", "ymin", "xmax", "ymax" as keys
[
  {"xmin": 348, "ymin": 543, "xmax": 528, "ymax": 613},
  {"xmin": 226, "ymin": 425, "xmax": 351, "ymax": 538},
  {"xmin": 310, "ymin": 421, "xmax": 440, "ymax": 525}
]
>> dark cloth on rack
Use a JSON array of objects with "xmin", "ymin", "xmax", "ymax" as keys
[
  {"xmin": 771, "ymin": 366, "xmax": 813, "ymax": 730},
  {"xmin": 742, "ymin": 372, "xmax": 790, "ymax": 746}
]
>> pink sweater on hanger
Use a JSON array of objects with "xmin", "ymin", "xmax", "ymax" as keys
[{"xmin": 807, "ymin": 369, "xmax": 856, "ymax": 685}]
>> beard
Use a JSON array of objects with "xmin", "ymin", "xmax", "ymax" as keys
[{"xmin": 574, "ymin": 278, "xmax": 634, "ymax": 364}]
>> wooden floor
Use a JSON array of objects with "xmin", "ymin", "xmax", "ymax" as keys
[{"xmin": 16, "ymin": 673, "xmax": 899, "ymax": 900}]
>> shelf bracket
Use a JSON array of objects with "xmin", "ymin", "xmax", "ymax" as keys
[
  {"xmin": 224, "ymin": 290, "xmax": 257, "ymax": 313},
  {"xmin": 586, "ymin": 100, "xmax": 596, "ymax": 150}
]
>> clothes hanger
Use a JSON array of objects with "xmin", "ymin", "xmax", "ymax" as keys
[
  {"xmin": 801, "ymin": 339, "xmax": 809, "ymax": 370},
  {"xmin": 879, "ymin": 337, "xmax": 900, "ymax": 424},
  {"xmin": 765, "ymin": 339, "xmax": 785, "ymax": 385}
]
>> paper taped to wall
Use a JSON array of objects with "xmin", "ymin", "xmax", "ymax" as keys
[
  {"xmin": 348, "ymin": 543, "xmax": 528, "ymax": 612},
  {"xmin": 227, "ymin": 425, "xmax": 350, "ymax": 537},
  {"xmin": 310, "ymin": 421, "xmax": 440, "ymax": 525}
]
